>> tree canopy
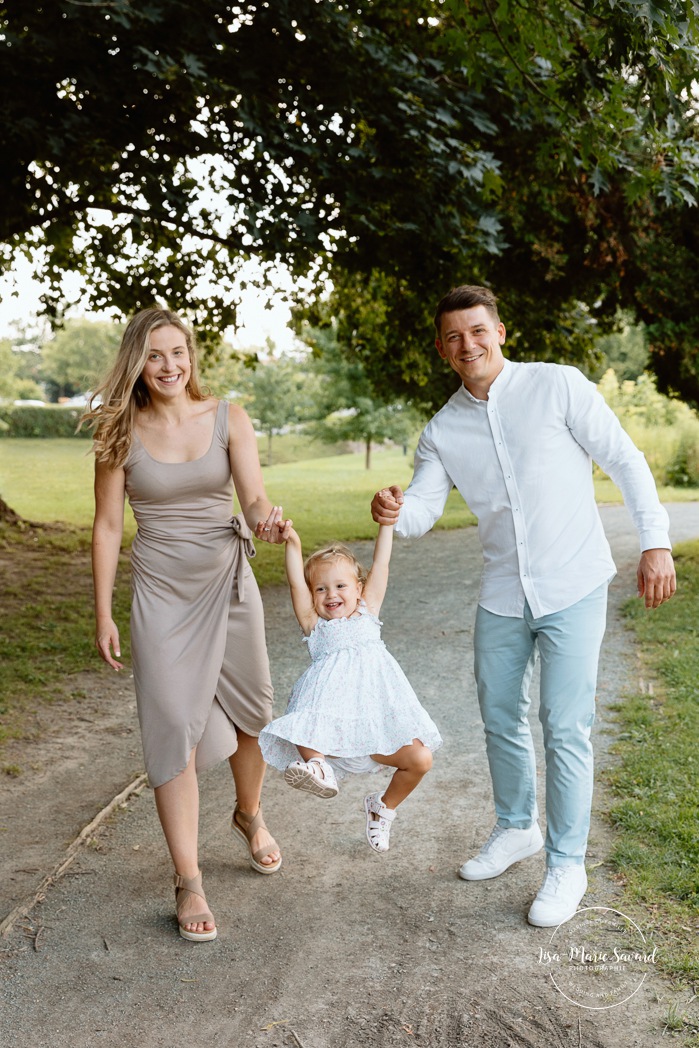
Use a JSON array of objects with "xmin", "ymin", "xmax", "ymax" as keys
[
  {"xmin": 302, "ymin": 323, "xmax": 422, "ymax": 468},
  {"xmin": 2, "ymin": 0, "xmax": 699, "ymax": 406},
  {"xmin": 40, "ymin": 319, "xmax": 123, "ymax": 400},
  {"xmin": 0, "ymin": 334, "xmax": 44, "ymax": 403},
  {"xmin": 237, "ymin": 348, "xmax": 319, "ymax": 465}
]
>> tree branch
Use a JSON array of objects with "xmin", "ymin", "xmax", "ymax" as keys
[
  {"xmin": 482, "ymin": 0, "xmax": 570, "ymax": 117},
  {"xmin": 10, "ymin": 196, "xmax": 248, "ymax": 253},
  {"xmin": 74, "ymin": 198, "xmax": 247, "ymax": 250}
]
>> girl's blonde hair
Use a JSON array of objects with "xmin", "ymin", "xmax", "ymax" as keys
[
  {"xmin": 304, "ymin": 544, "xmax": 367, "ymax": 589},
  {"xmin": 80, "ymin": 307, "xmax": 207, "ymax": 468}
]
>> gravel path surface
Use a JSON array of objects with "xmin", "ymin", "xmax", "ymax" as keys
[{"xmin": 1, "ymin": 503, "xmax": 697, "ymax": 1048}]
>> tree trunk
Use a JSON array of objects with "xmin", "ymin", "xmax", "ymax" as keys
[
  {"xmin": 267, "ymin": 431, "xmax": 273, "ymax": 467},
  {"xmin": 0, "ymin": 496, "xmax": 22, "ymax": 525},
  {"xmin": 365, "ymin": 438, "xmax": 372, "ymax": 470}
]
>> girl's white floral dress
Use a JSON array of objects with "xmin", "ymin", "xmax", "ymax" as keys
[{"xmin": 259, "ymin": 603, "xmax": 442, "ymax": 779}]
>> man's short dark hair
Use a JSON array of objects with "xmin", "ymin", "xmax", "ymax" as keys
[{"xmin": 434, "ymin": 285, "xmax": 500, "ymax": 334}]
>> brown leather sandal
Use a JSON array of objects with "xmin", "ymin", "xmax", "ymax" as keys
[
  {"xmin": 174, "ymin": 870, "xmax": 217, "ymax": 942},
  {"xmin": 231, "ymin": 806, "xmax": 282, "ymax": 875}
]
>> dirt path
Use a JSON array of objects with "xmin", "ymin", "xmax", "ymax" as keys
[{"xmin": 1, "ymin": 504, "xmax": 697, "ymax": 1048}]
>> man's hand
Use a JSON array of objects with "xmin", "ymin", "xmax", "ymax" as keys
[
  {"xmin": 637, "ymin": 548, "xmax": 676, "ymax": 609},
  {"xmin": 371, "ymin": 486, "xmax": 404, "ymax": 525}
]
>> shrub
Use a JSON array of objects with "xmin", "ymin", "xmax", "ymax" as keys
[
  {"xmin": 666, "ymin": 429, "xmax": 699, "ymax": 487},
  {"xmin": 0, "ymin": 405, "xmax": 90, "ymax": 438},
  {"xmin": 597, "ymin": 370, "xmax": 699, "ymax": 486}
]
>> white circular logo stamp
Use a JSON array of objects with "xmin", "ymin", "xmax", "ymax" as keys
[{"xmin": 538, "ymin": 906, "xmax": 658, "ymax": 1010}]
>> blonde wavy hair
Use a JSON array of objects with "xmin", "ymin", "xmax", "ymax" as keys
[
  {"xmin": 80, "ymin": 308, "xmax": 207, "ymax": 468},
  {"xmin": 303, "ymin": 544, "xmax": 368, "ymax": 590}
]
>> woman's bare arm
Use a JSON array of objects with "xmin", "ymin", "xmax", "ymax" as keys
[
  {"xmin": 92, "ymin": 458, "xmax": 126, "ymax": 669},
  {"xmin": 227, "ymin": 402, "xmax": 288, "ymax": 542}
]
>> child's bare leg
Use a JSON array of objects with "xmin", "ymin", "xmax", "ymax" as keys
[
  {"xmin": 297, "ymin": 746, "xmax": 326, "ymax": 761},
  {"xmin": 371, "ymin": 739, "xmax": 433, "ymax": 809}
]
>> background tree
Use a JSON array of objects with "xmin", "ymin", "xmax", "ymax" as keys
[
  {"xmin": 199, "ymin": 343, "xmax": 248, "ymax": 401},
  {"xmin": 304, "ymin": 325, "xmax": 422, "ymax": 470},
  {"xmin": 238, "ymin": 347, "xmax": 317, "ymax": 466},
  {"xmin": 0, "ymin": 340, "xmax": 23, "ymax": 403},
  {"xmin": 2, "ymin": 0, "xmax": 698, "ymax": 404},
  {"xmin": 0, "ymin": 337, "xmax": 45, "ymax": 403},
  {"xmin": 0, "ymin": 320, "xmax": 46, "ymax": 403},
  {"xmin": 40, "ymin": 319, "xmax": 123, "ymax": 401},
  {"xmin": 591, "ymin": 314, "xmax": 650, "ymax": 384}
]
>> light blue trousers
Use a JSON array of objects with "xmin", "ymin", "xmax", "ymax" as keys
[{"xmin": 473, "ymin": 583, "xmax": 608, "ymax": 867}]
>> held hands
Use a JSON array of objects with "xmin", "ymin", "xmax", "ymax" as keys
[
  {"xmin": 255, "ymin": 505, "xmax": 293, "ymax": 544},
  {"xmin": 371, "ymin": 486, "xmax": 404, "ymax": 525},
  {"xmin": 96, "ymin": 619, "xmax": 123, "ymax": 671},
  {"xmin": 637, "ymin": 548, "xmax": 676, "ymax": 609}
]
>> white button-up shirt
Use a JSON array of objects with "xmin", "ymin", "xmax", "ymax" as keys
[{"xmin": 395, "ymin": 359, "xmax": 671, "ymax": 617}]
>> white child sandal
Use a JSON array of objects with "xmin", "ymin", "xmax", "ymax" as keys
[
  {"xmin": 284, "ymin": 757, "xmax": 339, "ymax": 798},
  {"xmin": 364, "ymin": 792, "xmax": 396, "ymax": 853}
]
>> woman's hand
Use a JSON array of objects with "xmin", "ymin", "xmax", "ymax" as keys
[
  {"xmin": 254, "ymin": 506, "xmax": 293, "ymax": 544},
  {"xmin": 96, "ymin": 618, "xmax": 123, "ymax": 670}
]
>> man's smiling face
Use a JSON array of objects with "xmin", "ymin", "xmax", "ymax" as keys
[{"xmin": 436, "ymin": 304, "xmax": 506, "ymax": 400}]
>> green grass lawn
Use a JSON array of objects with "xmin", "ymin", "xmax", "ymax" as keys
[
  {"xmin": 0, "ymin": 437, "xmax": 474, "ymax": 586},
  {"xmin": 1, "ymin": 438, "xmax": 99, "ymax": 526},
  {"xmin": 1, "ymin": 439, "xmax": 695, "ymax": 593},
  {"xmin": 605, "ymin": 538, "xmax": 699, "ymax": 1025},
  {"xmin": 2, "ymin": 438, "xmax": 694, "ymax": 531},
  {"xmin": 3, "ymin": 438, "xmax": 695, "ymax": 528}
]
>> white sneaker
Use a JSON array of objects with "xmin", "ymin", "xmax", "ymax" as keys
[
  {"xmin": 284, "ymin": 758, "xmax": 339, "ymax": 798},
  {"xmin": 527, "ymin": 865, "xmax": 588, "ymax": 927},
  {"xmin": 458, "ymin": 823, "xmax": 544, "ymax": 881}
]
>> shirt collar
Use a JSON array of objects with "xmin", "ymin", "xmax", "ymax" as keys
[{"xmin": 460, "ymin": 357, "xmax": 512, "ymax": 403}]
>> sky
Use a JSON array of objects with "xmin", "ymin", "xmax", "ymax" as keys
[{"xmin": 0, "ymin": 255, "xmax": 297, "ymax": 352}]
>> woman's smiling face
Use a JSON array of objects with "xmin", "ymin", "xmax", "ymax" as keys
[{"xmin": 141, "ymin": 325, "xmax": 192, "ymax": 400}]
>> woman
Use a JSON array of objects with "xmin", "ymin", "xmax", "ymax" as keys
[{"xmin": 85, "ymin": 307, "xmax": 287, "ymax": 942}]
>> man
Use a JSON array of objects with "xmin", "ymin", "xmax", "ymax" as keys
[{"xmin": 372, "ymin": 285, "xmax": 675, "ymax": 927}]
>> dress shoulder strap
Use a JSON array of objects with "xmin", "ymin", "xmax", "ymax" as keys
[{"xmin": 214, "ymin": 399, "xmax": 230, "ymax": 448}]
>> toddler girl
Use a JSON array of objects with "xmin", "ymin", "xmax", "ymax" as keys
[{"xmin": 257, "ymin": 509, "xmax": 442, "ymax": 852}]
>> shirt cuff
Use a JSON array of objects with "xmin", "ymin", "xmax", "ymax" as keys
[
  {"xmin": 639, "ymin": 531, "xmax": 672, "ymax": 552},
  {"xmin": 394, "ymin": 501, "xmax": 433, "ymax": 539}
]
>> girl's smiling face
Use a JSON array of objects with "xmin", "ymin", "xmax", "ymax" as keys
[{"xmin": 309, "ymin": 558, "xmax": 363, "ymax": 620}]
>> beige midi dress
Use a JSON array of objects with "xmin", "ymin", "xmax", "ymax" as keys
[{"xmin": 124, "ymin": 400, "xmax": 273, "ymax": 788}]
